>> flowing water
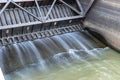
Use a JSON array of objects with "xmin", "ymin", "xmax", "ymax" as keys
[{"xmin": 0, "ymin": 32, "xmax": 120, "ymax": 80}]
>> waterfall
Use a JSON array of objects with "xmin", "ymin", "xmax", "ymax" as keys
[
  {"xmin": 12, "ymin": 44, "xmax": 25, "ymax": 67},
  {"xmin": 67, "ymin": 33, "xmax": 99, "ymax": 58},
  {"xmin": 52, "ymin": 36, "xmax": 71, "ymax": 50},
  {"xmin": 26, "ymin": 41, "xmax": 47, "ymax": 71},
  {"xmin": 0, "ymin": 32, "xmax": 106, "ymax": 80}
]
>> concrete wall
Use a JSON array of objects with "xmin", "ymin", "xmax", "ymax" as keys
[{"xmin": 84, "ymin": 0, "xmax": 120, "ymax": 50}]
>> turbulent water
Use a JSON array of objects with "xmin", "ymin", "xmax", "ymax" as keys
[{"xmin": 0, "ymin": 32, "xmax": 120, "ymax": 80}]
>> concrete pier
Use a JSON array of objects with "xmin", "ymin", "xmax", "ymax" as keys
[{"xmin": 84, "ymin": 0, "xmax": 120, "ymax": 51}]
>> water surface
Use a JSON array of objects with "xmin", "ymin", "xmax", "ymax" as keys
[{"xmin": 0, "ymin": 32, "xmax": 119, "ymax": 80}]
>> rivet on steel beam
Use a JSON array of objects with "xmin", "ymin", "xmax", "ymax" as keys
[
  {"xmin": 6, "ymin": 30, "xmax": 9, "ymax": 34},
  {"xmin": 54, "ymin": 22, "xmax": 57, "ymax": 26},
  {"xmin": 18, "ymin": 3, "xmax": 21, "ymax": 6},
  {"xmin": 69, "ymin": 20, "xmax": 72, "ymax": 23},
  {"xmin": 27, "ymin": 27, "xmax": 30, "ymax": 31}
]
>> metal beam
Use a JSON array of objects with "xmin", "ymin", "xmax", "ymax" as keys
[
  {"xmin": 0, "ymin": 15, "xmax": 83, "ymax": 30},
  {"xmin": 0, "ymin": 0, "xmax": 42, "ymax": 3},
  {"xmin": 84, "ymin": 0, "xmax": 95, "ymax": 16},
  {"xmin": 45, "ymin": 0, "xmax": 57, "ymax": 20},
  {"xmin": 0, "ymin": 0, "xmax": 11, "ymax": 17},
  {"xmin": 76, "ymin": 0, "xmax": 84, "ymax": 16},
  {"xmin": 34, "ymin": 0, "xmax": 43, "ymax": 22},
  {"xmin": 0, "ymin": 0, "xmax": 94, "ymax": 30},
  {"xmin": 59, "ymin": 0, "xmax": 81, "ymax": 15},
  {"xmin": 11, "ymin": 1, "xmax": 42, "ymax": 22}
]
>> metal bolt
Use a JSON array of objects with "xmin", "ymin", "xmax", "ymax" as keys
[
  {"xmin": 27, "ymin": 27, "xmax": 29, "ymax": 31},
  {"xmin": 54, "ymin": 22, "xmax": 57, "ymax": 26},
  {"xmin": 69, "ymin": 20, "xmax": 72, "ymax": 23},
  {"xmin": 18, "ymin": 3, "xmax": 21, "ymax": 6},
  {"xmin": 6, "ymin": 30, "xmax": 9, "ymax": 34}
]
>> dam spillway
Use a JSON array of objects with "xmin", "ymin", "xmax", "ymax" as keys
[
  {"xmin": 1, "ymin": 32, "xmax": 120, "ymax": 80},
  {"xmin": 0, "ymin": 32, "xmax": 105, "ymax": 74},
  {"xmin": 0, "ymin": 0, "xmax": 120, "ymax": 80}
]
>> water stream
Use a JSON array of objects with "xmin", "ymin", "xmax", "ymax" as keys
[{"xmin": 0, "ymin": 32, "xmax": 120, "ymax": 80}]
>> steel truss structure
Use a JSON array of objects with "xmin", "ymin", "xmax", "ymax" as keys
[
  {"xmin": 0, "ymin": 0, "xmax": 95, "ymax": 45},
  {"xmin": 0, "ymin": 0, "xmax": 94, "ymax": 29}
]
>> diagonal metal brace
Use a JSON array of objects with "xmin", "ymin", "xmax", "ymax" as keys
[
  {"xmin": 11, "ymin": 1, "xmax": 42, "ymax": 22},
  {"xmin": 76, "ymin": 0, "xmax": 84, "ymax": 16},
  {"xmin": 0, "ymin": 0, "xmax": 11, "ymax": 17},
  {"xmin": 45, "ymin": 0, "xmax": 57, "ymax": 20},
  {"xmin": 59, "ymin": 0, "xmax": 81, "ymax": 15},
  {"xmin": 34, "ymin": 0, "xmax": 44, "ymax": 22},
  {"xmin": 84, "ymin": 0, "xmax": 95, "ymax": 16}
]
